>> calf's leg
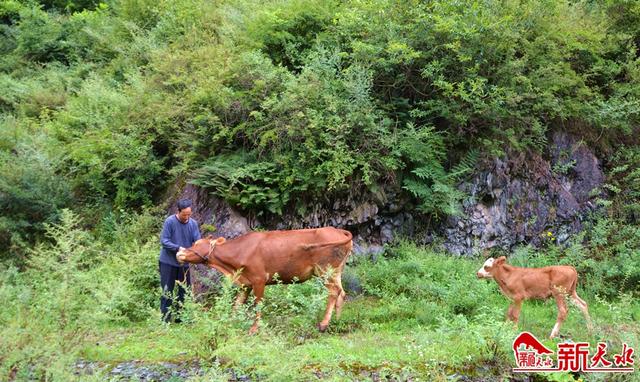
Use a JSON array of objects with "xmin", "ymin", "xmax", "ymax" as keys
[
  {"xmin": 571, "ymin": 292, "xmax": 593, "ymax": 331},
  {"xmin": 507, "ymin": 299, "xmax": 523, "ymax": 324},
  {"xmin": 335, "ymin": 289, "xmax": 346, "ymax": 319},
  {"xmin": 550, "ymin": 294, "xmax": 568, "ymax": 339}
]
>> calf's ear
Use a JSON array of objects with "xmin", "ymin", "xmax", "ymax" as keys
[
  {"xmin": 206, "ymin": 234, "xmax": 214, "ymax": 240},
  {"xmin": 496, "ymin": 256, "xmax": 507, "ymax": 264},
  {"xmin": 215, "ymin": 237, "xmax": 226, "ymax": 245}
]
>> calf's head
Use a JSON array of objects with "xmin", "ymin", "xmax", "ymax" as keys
[
  {"xmin": 176, "ymin": 235, "xmax": 226, "ymax": 264},
  {"xmin": 476, "ymin": 256, "xmax": 506, "ymax": 279}
]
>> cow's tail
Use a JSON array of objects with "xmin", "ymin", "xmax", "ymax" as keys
[{"xmin": 302, "ymin": 229, "xmax": 353, "ymax": 250}]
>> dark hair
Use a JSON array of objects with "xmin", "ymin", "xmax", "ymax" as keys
[{"xmin": 177, "ymin": 199, "xmax": 192, "ymax": 211}]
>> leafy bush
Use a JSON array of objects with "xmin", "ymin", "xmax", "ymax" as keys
[
  {"xmin": 0, "ymin": 118, "xmax": 70, "ymax": 260},
  {"xmin": 193, "ymin": 49, "xmax": 401, "ymax": 214},
  {"xmin": 244, "ymin": 0, "xmax": 334, "ymax": 72},
  {"xmin": 14, "ymin": 6, "xmax": 69, "ymax": 63},
  {"xmin": 0, "ymin": 208, "xmax": 171, "ymax": 379},
  {"xmin": 605, "ymin": 145, "xmax": 640, "ymax": 222},
  {"xmin": 51, "ymin": 76, "xmax": 165, "ymax": 208},
  {"xmin": 398, "ymin": 124, "xmax": 477, "ymax": 217}
]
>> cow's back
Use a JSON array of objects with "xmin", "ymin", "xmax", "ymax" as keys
[
  {"xmin": 223, "ymin": 227, "xmax": 352, "ymax": 284},
  {"xmin": 262, "ymin": 228, "xmax": 350, "ymax": 282}
]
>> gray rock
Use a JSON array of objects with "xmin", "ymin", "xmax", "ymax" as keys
[
  {"xmin": 442, "ymin": 131, "xmax": 605, "ymax": 256},
  {"xmin": 380, "ymin": 223, "xmax": 394, "ymax": 244}
]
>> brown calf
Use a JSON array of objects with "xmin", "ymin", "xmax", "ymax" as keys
[
  {"xmin": 177, "ymin": 227, "xmax": 353, "ymax": 334},
  {"xmin": 477, "ymin": 256, "xmax": 592, "ymax": 339}
]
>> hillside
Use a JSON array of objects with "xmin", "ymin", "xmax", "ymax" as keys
[{"xmin": 1, "ymin": 0, "xmax": 639, "ymax": 381}]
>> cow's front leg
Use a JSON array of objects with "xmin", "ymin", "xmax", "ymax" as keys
[
  {"xmin": 248, "ymin": 282, "xmax": 265, "ymax": 335},
  {"xmin": 233, "ymin": 286, "xmax": 250, "ymax": 311}
]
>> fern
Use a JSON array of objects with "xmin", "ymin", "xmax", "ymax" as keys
[
  {"xmin": 398, "ymin": 124, "xmax": 476, "ymax": 217},
  {"xmin": 447, "ymin": 149, "xmax": 479, "ymax": 180},
  {"xmin": 191, "ymin": 152, "xmax": 289, "ymax": 215}
]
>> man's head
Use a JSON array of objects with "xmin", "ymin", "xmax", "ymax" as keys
[
  {"xmin": 476, "ymin": 256, "xmax": 507, "ymax": 279},
  {"xmin": 176, "ymin": 199, "xmax": 192, "ymax": 223}
]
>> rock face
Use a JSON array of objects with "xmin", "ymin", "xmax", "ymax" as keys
[
  {"xmin": 173, "ymin": 184, "xmax": 414, "ymax": 297},
  {"xmin": 175, "ymin": 184, "xmax": 414, "ymax": 259},
  {"xmin": 442, "ymin": 131, "xmax": 604, "ymax": 255},
  {"xmin": 170, "ymin": 130, "xmax": 606, "ymax": 294}
]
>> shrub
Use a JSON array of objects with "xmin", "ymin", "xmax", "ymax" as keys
[{"xmin": 0, "ymin": 117, "xmax": 70, "ymax": 260}]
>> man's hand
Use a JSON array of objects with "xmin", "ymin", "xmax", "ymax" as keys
[{"xmin": 176, "ymin": 247, "xmax": 186, "ymax": 264}]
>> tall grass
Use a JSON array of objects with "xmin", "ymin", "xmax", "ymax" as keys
[{"xmin": 3, "ymin": 216, "xmax": 637, "ymax": 381}]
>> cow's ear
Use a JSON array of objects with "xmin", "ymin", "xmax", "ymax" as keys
[
  {"xmin": 215, "ymin": 237, "xmax": 226, "ymax": 245},
  {"xmin": 205, "ymin": 234, "xmax": 214, "ymax": 240},
  {"xmin": 496, "ymin": 256, "xmax": 507, "ymax": 264}
]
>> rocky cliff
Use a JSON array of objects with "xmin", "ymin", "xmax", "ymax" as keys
[{"xmin": 177, "ymin": 131, "xmax": 604, "ymax": 258}]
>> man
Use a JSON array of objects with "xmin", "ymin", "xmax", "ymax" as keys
[{"xmin": 159, "ymin": 199, "xmax": 201, "ymax": 323}]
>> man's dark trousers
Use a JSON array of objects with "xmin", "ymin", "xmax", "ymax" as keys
[{"xmin": 159, "ymin": 261, "xmax": 191, "ymax": 323}]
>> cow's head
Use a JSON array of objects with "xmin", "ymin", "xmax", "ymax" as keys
[
  {"xmin": 476, "ymin": 256, "xmax": 506, "ymax": 279},
  {"xmin": 176, "ymin": 235, "xmax": 226, "ymax": 264}
]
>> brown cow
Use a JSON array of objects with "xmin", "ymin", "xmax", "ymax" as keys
[
  {"xmin": 176, "ymin": 227, "xmax": 353, "ymax": 334},
  {"xmin": 476, "ymin": 256, "xmax": 592, "ymax": 339}
]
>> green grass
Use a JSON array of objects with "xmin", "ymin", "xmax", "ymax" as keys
[
  {"xmin": 80, "ymin": 324, "xmax": 200, "ymax": 363},
  {"xmin": 75, "ymin": 242, "xmax": 640, "ymax": 381}
]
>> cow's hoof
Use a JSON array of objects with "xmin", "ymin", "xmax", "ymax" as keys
[
  {"xmin": 317, "ymin": 323, "xmax": 328, "ymax": 333},
  {"xmin": 248, "ymin": 326, "xmax": 259, "ymax": 335}
]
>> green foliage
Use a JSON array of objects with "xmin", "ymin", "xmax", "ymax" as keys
[
  {"xmin": 0, "ymin": 210, "xmax": 98, "ymax": 380},
  {"xmin": 38, "ymin": 0, "xmax": 101, "ymax": 13},
  {"xmin": 606, "ymin": 145, "xmax": 640, "ymax": 221},
  {"xmin": 0, "ymin": 208, "xmax": 167, "ymax": 379},
  {"xmin": 194, "ymin": 48, "xmax": 401, "ymax": 214},
  {"xmin": 193, "ymin": 152, "xmax": 291, "ymax": 214},
  {"xmin": 337, "ymin": 0, "xmax": 639, "ymax": 141},
  {"xmin": 580, "ymin": 219, "xmax": 640, "ymax": 298},
  {"xmin": 0, "ymin": 117, "xmax": 70, "ymax": 259},
  {"xmin": 50, "ymin": 75, "xmax": 165, "ymax": 208},
  {"xmin": 2, "ymin": 0, "xmax": 640, "ymax": 221},
  {"xmin": 14, "ymin": 6, "xmax": 69, "ymax": 63},
  {"xmin": 357, "ymin": 241, "xmax": 499, "ymax": 320},
  {"xmin": 605, "ymin": 0, "xmax": 640, "ymax": 45},
  {"xmin": 245, "ymin": 0, "xmax": 335, "ymax": 72},
  {"xmin": 399, "ymin": 124, "xmax": 477, "ymax": 216}
]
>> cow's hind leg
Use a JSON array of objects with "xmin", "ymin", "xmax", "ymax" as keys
[
  {"xmin": 318, "ymin": 275, "xmax": 342, "ymax": 332},
  {"xmin": 571, "ymin": 292, "xmax": 593, "ymax": 332},
  {"xmin": 333, "ymin": 255, "xmax": 351, "ymax": 320},
  {"xmin": 550, "ymin": 294, "xmax": 568, "ymax": 339},
  {"xmin": 335, "ymin": 289, "xmax": 346, "ymax": 319},
  {"xmin": 334, "ymin": 273, "xmax": 346, "ymax": 319},
  {"xmin": 248, "ymin": 282, "xmax": 265, "ymax": 335}
]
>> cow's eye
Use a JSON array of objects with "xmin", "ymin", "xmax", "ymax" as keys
[{"xmin": 484, "ymin": 265, "xmax": 490, "ymax": 270}]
